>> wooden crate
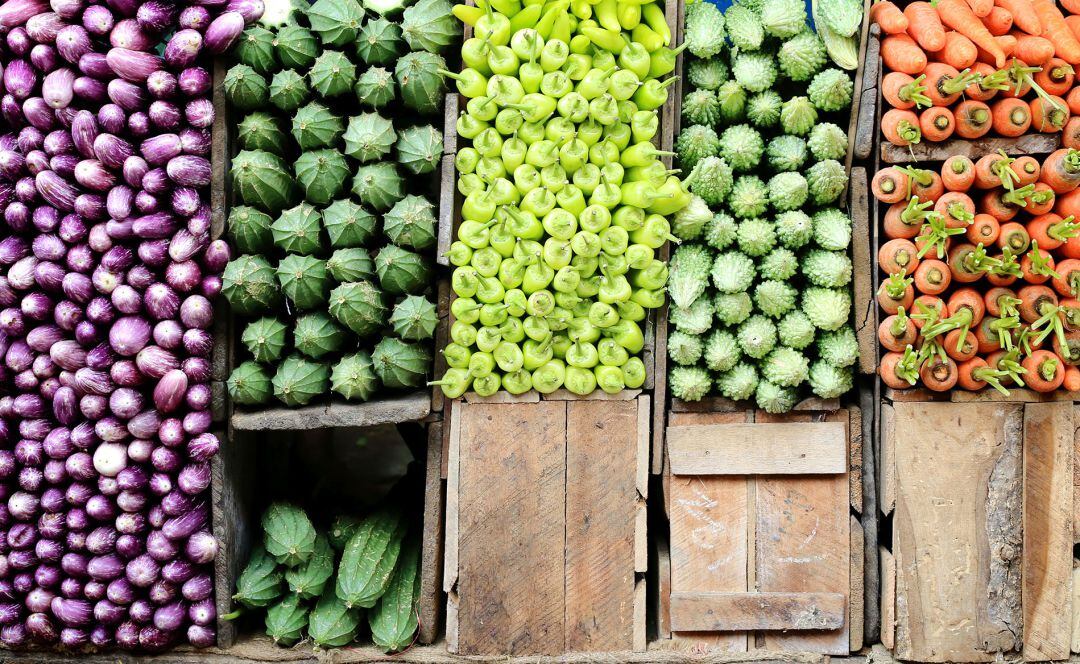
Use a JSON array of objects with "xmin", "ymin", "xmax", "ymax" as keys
[
  {"xmin": 879, "ymin": 400, "xmax": 1077, "ymax": 662},
  {"xmin": 656, "ymin": 404, "xmax": 868, "ymax": 656},
  {"xmin": 443, "ymin": 394, "xmax": 650, "ymax": 656}
]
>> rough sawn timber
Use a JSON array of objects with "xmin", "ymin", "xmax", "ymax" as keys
[
  {"xmin": 230, "ymin": 391, "xmax": 431, "ymax": 430},
  {"xmin": 891, "ymin": 401, "xmax": 1023, "ymax": 662}
]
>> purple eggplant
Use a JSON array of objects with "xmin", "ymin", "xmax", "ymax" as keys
[
  {"xmin": 42, "ymin": 68, "xmax": 76, "ymax": 109},
  {"xmin": 107, "ymin": 47, "xmax": 163, "ymax": 83},
  {"xmin": 177, "ymin": 66, "xmax": 210, "ymax": 96},
  {"xmin": 0, "ymin": 0, "xmax": 49, "ymax": 29},
  {"xmin": 109, "ymin": 19, "xmax": 153, "ymax": 51},
  {"xmin": 55, "ymin": 25, "xmax": 91, "ymax": 64},
  {"xmin": 204, "ymin": 11, "xmax": 245, "ymax": 54},
  {"xmin": 146, "ymin": 70, "xmax": 176, "ymax": 99}
]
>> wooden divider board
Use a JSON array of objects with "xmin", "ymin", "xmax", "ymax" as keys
[
  {"xmin": 890, "ymin": 402, "xmax": 1024, "ymax": 662},
  {"xmin": 665, "ymin": 410, "xmax": 853, "ymax": 656},
  {"xmin": 445, "ymin": 398, "xmax": 648, "ymax": 656}
]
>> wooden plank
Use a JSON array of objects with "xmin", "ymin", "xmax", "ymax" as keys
[
  {"xmin": 442, "ymin": 403, "xmax": 461, "ymax": 594},
  {"xmin": 670, "ymin": 592, "xmax": 845, "ymax": 632},
  {"xmin": 854, "ymin": 25, "xmax": 880, "ymax": 161},
  {"xmin": 542, "ymin": 388, "xmax": 640, "ymax": 401},
  {"xmin": 850, "ymin": 515, "xmax": 865, "ymax": 653},
  {"xmin": 849, "ymin": 406, "xmax": 864, "ymax": 513},
  {"xmin": 851, "ymin": 166, "xmax": 875, "ymax": 376},
  {"xmin": 637, "ymin": 395, "xmax": 649, "ymax": 500},
  {"xmin": 1072, "ymin": 560, "xmax": 1080, "ymax": 654},
  {"xmin": 668, "ymin": 409, "xmax": 751, "ymax": 652},
  {"xmin": 880, "ymin": 402, "xmax": 895, "ymax": 516},
  {"xmin": 230, "ymin": 392, "xmax": 431, "ymax": 430},
  {"xmin": 436, "ymin": 153, "xmax": 455, "ymax": 267},
  {"xmin": 417, "ymin": 421, "xmax": 444, "ymax": 644},
  {"xmin": 454, "ymin": 401, "xmax": 567, "ymax": 655},
  {"xmin": 1023, "ymin": 402, "xmax": 1075, "ymax": 662},
  {"xmin": 881, "ymin": 546, "xmax": 895, "ymax": 651},
  {"xmin": 892, "ymin": 402, "xmax": 1024, "ymax": 662},
  {"xmin": 211, "ymin": 429, "xmax": 253, "ymax": 649},
  {"xmin": 461, "ymin": 391, "xmax": 539, "ymax": 404},
  {"xmin": 757, "ymin": 470, "xmax": 850, "ymax": 654},
  {"xmin": 670, "ymin": 396, "xmax": 841, "ymax": 413},
  {"xmin": 882, "ymin": 133, "xmax": 1060, "ymax": 163},
  {"xmin": 667, "ymin": 422, "xmax": 847, "ymax": 476},
  {"xmin": 1074, "ymin": 406, "xmax": 1080, "ymax": 544},
  {"xmin": 634, "ymin": 577, "xmax": 647, "ymax": 653},
  {"xmin": 431, "ymin": 279, "xmax": 450, "ymax": 415},
  {"xmin": 565, "ymin": 400, "xmax": 637, "ymax": 653},
  {"xmin": 656, "ymin": 536, "xmax": 672, "ymax": 639}
]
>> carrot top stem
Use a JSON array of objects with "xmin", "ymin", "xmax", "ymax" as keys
[
  {"xmin": 1038, "ymin": 355, "xmax": 1061, "ymax": 380},
  {"xmin": 993, "ymin": 151, "xmax": 1020, "ymax": 190},
  {"xmin": 1027, "ymin": 240, "xmax": 1063, "ymax": 280},
  {"xmin": 964, "ymin": 243, "xmax": 1003, "ymax": 273},
  {"xmin": 880, "ymin": 272, "xmax": 914, "ymax": 300},
  {"xmin": 923, "ymin": 307, "xmax": 974, "ymax": 350},
  {"xmin": 1049, "ymin": 215, "xmax": 1080, "ymax": 241},
  {"xmin": 996, "ymin": 347, "xmax": 1028, "ymax": 386},
  {"xmin": 991, "ymin": 315, "xmax": 1021, "ymax": 350},
  {"xmin": 1009, "ymin": 60, "xmax": 1067, "ymax": 113},
  {"xmin": 997, "ymin": 294, "xmax": 1023, "ymax": 318},
  {"xmin": 1030, "ymin": 189, "xmax": 1055, "ymax": 205},
  {"xmin": 901, "ymin": 196, "xmax": 934, "ymax": 224},
  {"xmin": 1063, "ymin": 148, "xmax": 1080, "ymax": 175},
  {"xmin": 944, "ymin": 201, "xmax": 975, "ymax": 224},
  {"xmin": 1049, "ymin": 65, "xmax": 1075, "ymax": 83},
  {"xmin": 890, "ymin": 306, "xmax": 910, "ymax": 337},
  {"xmin": 900, "ymin": 74, "xmax": 933, "ymax": 108},
  {"xmin": 990, "ymin": 247, "xmax": 1024, "ymax": 279},
  {"xmin": 899, "ymin": 165, "xmax": 933, "ymax": 189},
  {"xmin": 940, "ymin": 68, "xmax": 978, "ymax": 95},
  {"xmin": 973, "ymin": 365, "xmax": 1012, "ymax": 395},
  {"xmin": 917, "ymin": 213, "xmax": 965, "ymax": 258},
  {"xmin": 912, "ymin": 299, "xmax": 945, "ymax": 328},
  {"xmin": 978, "ymin": 67, "xmax": 1012, "ymax": 92},
  {"xmin": 1001, "ymin": 183, "xmax": 1036, "ymax": 206},
  {"xmin": 1032, "ymin": 305, "xmax": 1071, "ymax": 357},
  {"xmin": 895, "ymin": 345, "xmax": 920, "ymax": 385}
]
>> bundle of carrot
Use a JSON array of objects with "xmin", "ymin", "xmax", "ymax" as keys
[
  {"xmin": 874, "ymin": 0, "xmax": 1080, "ymax": 145},
  {"xmin": 872, "ymin": 147, "xmax": 1080, "ymax": 393}
]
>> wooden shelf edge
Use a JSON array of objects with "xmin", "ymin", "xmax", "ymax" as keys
[
  {"xmin": 230, "ymin": 391, "xmax": 432, "ymax": 430},
  {"xmin": 881, "ymin": 133, "xmax": 1061, "ymax": 164}
]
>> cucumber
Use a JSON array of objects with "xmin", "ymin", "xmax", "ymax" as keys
[
  {"xmin": 369, "ymin": 537, "xmax": 421, "ymax": 652},
  {"xmin": 335, "ymin": 508, "xmax": 408, "ymax": 609}
]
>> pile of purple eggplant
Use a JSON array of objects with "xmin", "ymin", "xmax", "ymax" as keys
[{"xmin": 0, "ymin": 0, "xmax": 261, "ymax": 651}]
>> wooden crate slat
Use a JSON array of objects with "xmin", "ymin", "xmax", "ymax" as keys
[
  {"xmin": 1022, "ymin": 402, "xmax": 1075, "ymax": 662},
  {"xmin": 1075, "ymin": 405, "xmax": 1080, "ymax": 544},
  {"xmin": 881, "ymin": 133, "xmax": 1060, "ymax": 164},
  {"xmin": 669, "ymin": 592, "xmax": 845, "ymax": 632},
  {"xmin": 452, "ymin": 401, "xmax": 567, "ymax": 655},
  {"xmin": 851, "ymin": 166, "xmax": 876, "ymax": 377},
  {"xmin": 229, "ymin": 391, "xmax": 431, "ymax": 430},
  {"xmin": 892, "ymin": 402, "xmax": 1024, "ymax": 662},
  {"xmin": 850, "ymin": 514, "xmax": 865, "ymax": 653},
  {"xmin": 565, "ymin": 399, "xmax": 640, "ymax": 653},
  {"xmin": 881, "ymin": 546, "xmax": 896, "ymax": 651},
  {"xmin": 666, "ymin": 422, "xmax": 847, "ymax": 476},
  {"xmin": 668, "ymin": 410, "xmax": 751, "ymax": 651},
  {"xmin": 417, "ymin": 421, "xmax": 445, "ymax": 644}
]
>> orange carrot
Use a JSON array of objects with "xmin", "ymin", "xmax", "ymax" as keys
[
  {"xmin": 871, "ymin": 0, "xmax": 910, "ymax": 34},
  {"xmin": 1017, "ymin": 284, "xmax": 1057, "ymax": 323},
  {"xmin": 937, "ymin": 0, "xmax": 1006, "ymax": 67},
  {"xmin": 1030, "ymin": 212, "xmax": 1080, "ymax": 250},
  {"xmin": 1033, "ymin": 58, "xmax": 1075, "ymax": 96},
  {"xmin": 882, "ymin": 72, "xmax": 932, "ymax": 110},
  {"xmin": 879, "ymin": 238, "xmax": 920, "ymax": 275},
  {"xmin": 1062, "ymin": 0, "xmax": 1080, "ymax": 19},
  {"xmin": 882, "ymin": 34, "xmax": 928, "ymax": 74},
  {"xmin": 950, "ymin": 243, "xmax": 994, "ymax": 282},
  {"xmin": 1052, "ymin": 258, "xmax": 1080, "ymax": 297},
  {"xmin": 942, "ymin": 31, "xmax": 979, "ymax": 68},
  {"xmin": 942, "ymin": 155, "xmax": 976, "ymax": 191},
  {"xmin": 1023, "ymin": 349, "xmax": 1065, "ymax": 391},
  {"xmin": 912, "ymin": 295, "xmax": 949, "ymax": 329},
  {"xmin": 877, "ymin": 272, "xmax": 915, "ymax": 314},
  {"xmin": 879, "ymin": 308, "xmax": 918, "ymax": 351},
  {"xmin": 984, "ymin": 286, "xmax": 1019, "ymax": 317},
  {"xmin": 967, "ymin": 213, "xmax": 1001, "ymax": 245},
  {"xmin": 1030, "ymin": 95, "xmax": 1071, "ymax": 132},
  {"xmin": 966, "ymin": 62, "xmax": 1008, "ymax": 101},
  {"xmin": 880, "ymin": 350, "xmax": 919, "ymax": 388},
  {"xmin": 1020, "ymin": 241, "xmax": 1058, "ymax": 284},
  {"xmin": 1062, "ymin": 234, "xmax": 1080, "ymax": 260},
  {"xmin": 871, "ymin": 167, "xmax": 910, "ymax": 203},
  {"xmin": 921, "ymin": 63, "xmax": 974, "ymax": 106},
  {"xmin": 981, "ymin": 187, "xmax": 1024, "ymax": 222},
  {"xmin": 905, "ymin": 2, "xmax": 948, "ymax": 51},
  {"xmin": 882, "ymin": 108, "xmax": 922, "ymax": 146},
  {"xmin": 965, "ymin": 0, "xmax": 993, "ymax": 17},
  {"xmin": 985, "ymin": 6, "xmax": 1013, "ymax": 35},
  {"xmin": 944, "ymin": 329, "xmax": 979, "ymax": 361},
  {"xmin": 1068, "ymin": 87, "xmax": 1080, "ymax": 115},
  {"xmin": 974, "ymin": 152, "xmax": 1016, "ymax": 189},
  {"xmin": 1011, "ymin": 155, "xmax": 1041, "ymax": 186},
  {"xmin": 1056, "ymin": 185, "xmax": 1080, "ymax": 221},
  {"xmin": 1063, "ymin": 365, "xmax": 1080, "ymax": 390},
  {"xmin": 1064, "ymin": 117, "xmax": 1080, "ymax": 150},
  {"xmin": 953, "ymin": 99, "xmax": 993, "ymax": 138},
  {"xmin": 994, "ymin": 0, "xmax": 1042, "ymax": 36},
  {"xmin": 1027, "ymin": 182, "xmax": 1056, "ymax": 214},
  {"xmin": 913, "ymin": 258, "xmax": 952, "ymax": 294},
  {"xmin": 935, "ymin": 190, "xmax": 976, "ymax": 227},
  {"xmin": 957, "ymin": 357, "xmax": 1009, "ymax": 392},
  {"xmin": 998, "ymin": 221, "xmax": 1031, "ymax": 253},
  {"xmin": 920, "ymin": 106, "xmax": 955, "ymax": 141},
  {"xmin": 909, "ymin": 168, "xmax": 945, "ymax": 201},
  {"xmin": 1040, "ymin": 148, "xmax": 1080, "ymax": 194},
  {"xmin": 991, "ymin": 96, "xmax": 1032, "ymax": 136},
  {"xmin": 884, "ymin": 199, "xmax": 931, "ymax": 239},
  {"xmin": 920, "ymin": 354, "xmax": 959, "ymax": 390},
  {"xmin": 1012, "ymin": 33, "xmax": 1055, "ymax": 65},
  {"xmin": 1031, "ymin": 0, "xmax": 1080, "ymax": 65}
]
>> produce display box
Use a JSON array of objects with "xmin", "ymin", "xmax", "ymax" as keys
[
  {"xmin": 214, "ymin": 63, "xmax": 443, "ymax": 433},
  {"xmin": 650, "ymin": 0, "xmax": 877, "ymax": 477},
  {"xmin": 655, "ymin": 404, "xmax": 872, "ymax": 655},
  {"xmin": 205, "ymin": 58, "xmax": 449, "ymax": 652},
  {"xmin": 433, "ymin": 0, "xmax": 678, "ymax": 407}
]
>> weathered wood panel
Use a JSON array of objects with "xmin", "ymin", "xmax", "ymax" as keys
[
  {"xmin": 892, "ymin": 402, "xmax": 1024, "ymax": 662},
  {"xmin": 851, "ymin": 167, "xmax": 875, "ymax": 377},
  {"xmin": 668, "ymin": 410, "xmax": 751, "ymax": 652},
  {"xmin": 881, "ymin": 546, "xmax": 895, "ymax": 651},
  {"xmin": 565, "ymin": 400, "xmax": 639, "ymax": 653},
  {"xmin": 230, "ymin": 392, "xmax": 431, "ymax": 430},
  {"xmin": 850, "ymin": 515, "xmax": 865, "ymax": 653},
  {"xmin": 670, "ymin": 592, "xmax": 845, "ymax": 632},
  {"xmin": 1022, "ymin": 402, "xmax": 1074, "ymax": 661},
  {"xmin": 453, "ymin": 401, "xmax": 567, "ymax": 655},
  {"xmin": 881, "ymin": 133, "xmax": 1060, "ymax": 164},
  {"xmin": 667, "ymin": 422, "xmax": 848, "ymax": 476},
  {"xmin": 417, "ymin": 421, "xmax": 444, "ymax": 644}
]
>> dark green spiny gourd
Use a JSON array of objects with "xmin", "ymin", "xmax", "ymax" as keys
[
  {"xmin": 262, "ymin": 502, "xmax": 318, "ymax": 567},
  {"xmin": 335, "ymin": 509, "xmax": 407, "ymax": 609}
]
